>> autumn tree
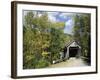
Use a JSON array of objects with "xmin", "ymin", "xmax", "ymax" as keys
[
  {"xmin": 23, "ymin": 11, "xmax": 66, "ymax": 68},
  {"xmin": 23, "ymin": 11, "xmax": 51, "ymax": 68}
]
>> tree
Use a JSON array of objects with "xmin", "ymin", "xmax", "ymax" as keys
[
  {"xmin": 48, "ymin": 27, "xmax": 66, "ymax": 61},
  {"xmin": 73, "ymin": 14, "xmax": 91, "ymax": 64},
  {"xmin": 23, "ymin": 11, "xmax": 74, "ymax": 68},
  {"xmin": 23, "ymin": 11, "xmax": 51, "ymax": 68}
]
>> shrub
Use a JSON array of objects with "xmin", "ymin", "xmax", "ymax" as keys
[{"xmin": 36, "ymin": 59, "xmax": 50, "ymax": 68}]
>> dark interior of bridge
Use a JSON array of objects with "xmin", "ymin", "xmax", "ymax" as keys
[{"xmin": 69, "ymin": 47, "xmax": 79, "ymax": 57}]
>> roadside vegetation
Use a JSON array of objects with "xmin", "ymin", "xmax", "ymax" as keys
[{"xmin": 23, "ymin": 11, "xmax": 90, "ymax": 69}]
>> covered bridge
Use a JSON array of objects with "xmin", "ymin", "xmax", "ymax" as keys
[{"xmin": 61, "ymin": 40, "xmax": 81, "ymax": 60}]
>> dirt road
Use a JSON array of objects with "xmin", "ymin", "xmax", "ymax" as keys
[{"xmin": 48, "ymin": 57, "xmax": 88, "ymax": 68}]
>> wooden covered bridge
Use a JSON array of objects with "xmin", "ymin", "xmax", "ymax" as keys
[
  {"xmin": 53, "ymin": 40, "xmax": 82, "ymax": 64},
  {"xmin": 61, "ymin": 40, "xmax": 81, "ymax": 60},
  {"xmin": 60, "ymin": 41, "xmax": 81, "ymax": 59}
]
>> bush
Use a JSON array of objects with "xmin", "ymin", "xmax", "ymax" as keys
[
  {"xmin": 36, "ymin": 59, "xmax": 50, "ymax": 68},
  {"xmin": 52, "ymin": 53, "xmax": 60, "ymax": 60},
  {"xmin": 23, "ymin": 55, "xmax": 38, "ymax": 69}
]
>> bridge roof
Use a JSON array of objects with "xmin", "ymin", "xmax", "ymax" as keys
[{"xmin": 65, "ymin": 40, "xmax": 81, "ymax": 48}]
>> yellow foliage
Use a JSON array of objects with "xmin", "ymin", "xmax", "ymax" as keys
[{"xmin": 42, "ymin": 51, "xmax": 48, "ymax": 56}]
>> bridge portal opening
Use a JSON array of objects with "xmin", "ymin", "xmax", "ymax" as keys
[{"xmin": 69, "ymin": 47, "xmax": 79, "ymax": 57}]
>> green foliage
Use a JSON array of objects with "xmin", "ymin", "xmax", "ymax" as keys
[
  {"xmin": 48, "ymin": 28, "xmax": 65, "ymax": 59},
  {"xmin": 23, "ymin": 11, "xmax": 72, "ymax": 69},
  {"xmin": 23, "ymin": 53, "xmax": 38, "ymax": 69},
  {"xmin": 36, "ymin": 58, "xmax": 50, "ymax": 68},
  {"xmin": 73, "ymin": 14, "xmax": 91, "ymax": 63},
  {"xmin": 23, "ymin": 12, "xmax": 91, "ymax": 67}
]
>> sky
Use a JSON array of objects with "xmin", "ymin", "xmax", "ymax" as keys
[
  {"xmin": 47, "ymin": 12, "xmax": 74, "ymax": 34},
  {"xmin": 23, "ymin": 11, "xmax": 74, "ymax": 35}
]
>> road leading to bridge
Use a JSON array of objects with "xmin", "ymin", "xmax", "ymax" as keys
[{"xmin": 48, "ymin": 57, "xmax": 88, "ymax": 68}]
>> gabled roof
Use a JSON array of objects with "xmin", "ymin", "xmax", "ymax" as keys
[{"xmin": 65, "ymin": 40, "xmax": 80, "ymax": 47}]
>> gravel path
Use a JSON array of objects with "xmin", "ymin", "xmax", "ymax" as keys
[{"xmin": 48, "ymin": 57, "xmax": 88, "ymax": 68}]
